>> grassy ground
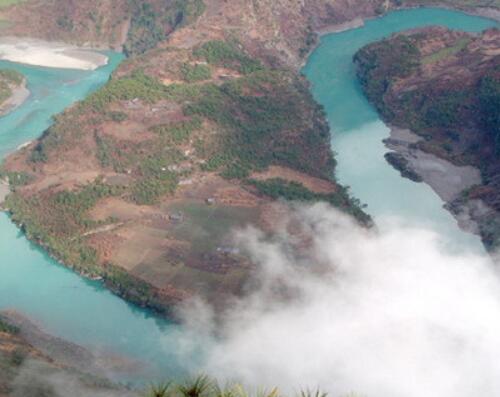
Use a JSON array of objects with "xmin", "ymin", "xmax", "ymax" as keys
[
  {"xmin": 0, "ymin": 0, "xmax": 26, "ymax": 8},
  {"xmin": 422, "ymin": 37, "xmax": 471, "ymax": 64}
]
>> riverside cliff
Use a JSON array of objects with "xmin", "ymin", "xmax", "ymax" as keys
[
  {"xmin": 0, "ymin": 314, "xmax": 137, "ymax": 397},
  {"xmin": 354, "ymin": 26, "xmax": 500, "ymax": 250}
]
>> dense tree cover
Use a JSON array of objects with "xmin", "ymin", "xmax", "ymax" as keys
[
  {"xmin": 131, "ymin": 156, "xmax": 179, "ymax": 204},
  {"xmin": 354, "ymin": 31, "xmax": 500, "ymax": 250},
  {"xmin": 354, "ymin": 35, "xmax": 420, "ymax": 119},
  {"xmin": 124, "ymin": 0, "xmax": 205, "ymax": 56},
  {"xmin": 185, "ymin": 69, "xmax": 334, "ymax": 180},
  {"xmin": 478, "ymin": 71, "xmax": 500, "ymax": 154},
  {"xmin": 152, "ymin": 116, "xmax": 202, "ymax": 143},
  {"xmin": 249, "ymin": 178, "xmax": 370, "ymax": 224},
  {"xmin": 193, "ymin": 40, "xmax": 263, "ymax": 74},
  {"xmin": 83, "ymin": 70, "xmax": 168, "ymax": 111}
]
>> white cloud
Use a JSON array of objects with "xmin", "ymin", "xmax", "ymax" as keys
[{"xmin": 181, "ymin": 203, "xmax": 500, "ymax": 397}]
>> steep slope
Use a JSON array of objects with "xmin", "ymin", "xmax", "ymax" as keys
[
  {"xmin": 0, "ymin": 315, "xmax": 136, "ymax": 397},
  {"xmin": 0, "ymin": 69, "xmax": 28, "ymax": 116},
  {"xmin": 0, "ymin": 0, "xmax": 129, "ymax": 49},
  {"xmin": 2, "ymin": 0, "xmax": 497, "ymax": 311},
  {"xmin": 0, "ymin": 0, "xmax": 386, "ymax": 314},
  {"xmin": 355, "ymin": 27, "xmax": 500, "ymax": 250}
]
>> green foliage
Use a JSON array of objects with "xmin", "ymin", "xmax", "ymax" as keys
[
  {"xmin": 193, "ymin": 40, "xmax": 263, "ymax": 74},
  {"xmin": 52, "ymin": 183, "xmax": 119, "ymax": 220},
  {"xmin": 131, "ymin": 156, "xmax": 179, "ymax": 205},
  {"xmin": 0, "ymin": 317, "xmax": 19, "ymax": 335},
  {"xmin": 8, "ymin": 348, "xmax": 26, "ymax": 367},
  {"xmin": 354, "ymin": 35, "xmax": 420, "ymax": 119},
  {"xmin": 300, "ymin": 390, "xmax": 328, "ymax": 397},
  {"xmin": 124, "ymin": 0, "xmax": 206, "ymax": 56},
  {"xmin": 30, "ymin": 123, "xmax": 63, "ymax": 163},
  {"xmin": 248, "ymin": 178, "xmax": 370, "ymax": 224},
  {"xmin": 164, "ymin": 81, "xmax": 208, "ymax": 102},
  {"xmin": 152, "ymin": 116, "xmax": 202, "ymax": 144},
  {"xmin": 108, "ymin": 110, "xmax": 128, "ymax": 122},
  {"xmin": 478, "ymin": 73, "xmax": 500, "ymax": 153},
  {"xmin": 299, "ymin": 24, "xmax": 316, "ymax": 58},
  {"xmin": 0, "ymin": 0, "xmax": 28, "ymax": 8},
  {"xmin": 149, "ymin": 382, "xmax": 173, "ymax": 397},
  {"xmin": 146, "ymin": 376, "xmax": 330, "ymax": 397},
  {"xmin": 83, "ymin": 70, "xmax": 166, "ymax": 111},
  {"xmin": 181, "ymin": 63, "xmax": 212, "ymax": 82},
  {"xmin": 178, "ymin": 376, "xmax": 212, "ymax": 397},
  {"xmin": 185, "ymin": 70, "xmax": 331, "ymax": 179},
  {"xmin": 0, "ymin": 169, "xmax": 33, "ymax": 187},
  {"xmin": 5, "ymin": 181, "xmax": 123, "ymax": 268},
  {"xmin": 95, "ymin": 133, "xmax": 113, "ymax": 168},
  {"xmin": 422, "ymin": 37, "xmax": 470, "ymax": 64},
  {"xmin": 394, "ymin": 88, "xmax": 469, "ymax": 130},
  {"xmin": 56, "ymin": 15, "xmax": 74, "ymax": 31}
]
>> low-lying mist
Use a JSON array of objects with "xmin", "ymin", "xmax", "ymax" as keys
[
  {"xmin": 10, "ymin": 203, "xmax": 500, "ymax": 396},
  {"xmin": 177, "ymin": 203, "xmax": 500, "ymax": 397}
]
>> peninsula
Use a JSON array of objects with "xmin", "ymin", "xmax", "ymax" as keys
[{"xmin": 354, "ymin": 26, "xmax": 500, "ymax": 250}]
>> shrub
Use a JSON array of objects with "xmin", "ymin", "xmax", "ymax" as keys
[
  {"xmin": 108, "ymin": 111, "xmax": 128, "ymax": 122},
  {"xmin": 193, "ymin": 40, "xmax": 263, "ymax": 74},
  {"xmin": 0, "ymin": 318, "xmax": 19, "ymax": 335},
  {"xmin": 181, "ymin": 63, "xmax": 212, "ymax": 82},
  {"xmin": 124, "ymin": 0, "xmax": 206, "ymax": 56},
  {"xmin": 248, "ymin": 178, "xmax": 371, "ymax": 224},
  {"xmin": 479, "ymin": 73, "xmax": 500, "ymax": 153}
]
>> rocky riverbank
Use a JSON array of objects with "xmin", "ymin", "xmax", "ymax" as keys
[
  {"xmin": 384, "ymin": 127, "xmax": 488, "ymax": 234},
  {"xmin": 0, "ymin": 79, "xmax": 29, "ymax": 117},
  {"xmin": 355, "ymin": 26, "xmax": 500, "ymax": 250}
]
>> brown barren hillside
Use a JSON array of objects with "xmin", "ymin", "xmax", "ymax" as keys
[{"xmin": 0, "ymin": 0, "xmax": 129, "ymax": 49}]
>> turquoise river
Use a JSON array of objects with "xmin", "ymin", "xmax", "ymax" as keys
[{"xmin": 0, "ymin": 7, "xmax": 498, "ymax": 384}]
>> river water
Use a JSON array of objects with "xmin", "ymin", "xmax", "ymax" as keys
[
  {"xmin": 303, "ymin": 7, "xmax": 498, "ymax": 253},
  {"xmin": 0, "ymin": 7, "xmax": 498, "ymax": 384}
]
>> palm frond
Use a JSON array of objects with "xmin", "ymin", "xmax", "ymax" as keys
[
  {"xmin": 178, "ymin": 375, "xmax": 214, "ymax": 397},
  {"xmin": 299, "ymin": 389, "xmax": 327, "ymax": 397},
  {"xmin": 147, "ymin": 382, "xmax": 173, "ymax": 397}
]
